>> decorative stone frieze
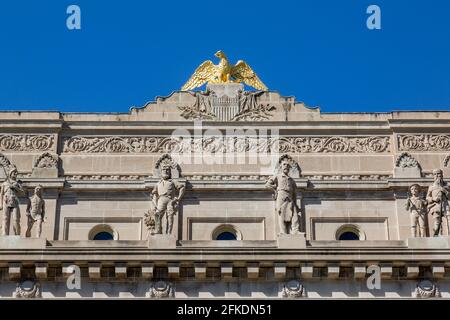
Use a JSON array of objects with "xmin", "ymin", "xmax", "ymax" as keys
[{"xmin": 62, "ymin": 135, "xmax": 391, "ymax": 154}]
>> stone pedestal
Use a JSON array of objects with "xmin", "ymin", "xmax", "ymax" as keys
[
  {"xmin": 277, "ymin": 233, "xmax": 307, "ymax": 249},
  {"xmin": 407, "ymin": 236, "xmax": 450, "ymax": 249},
  {"xmin": 0, "ymin": 236, "xmax": 47, "ymax": 249},
  {"xmin": 148, "ymin": 234, "xmax": 177, "ymax": 249}
]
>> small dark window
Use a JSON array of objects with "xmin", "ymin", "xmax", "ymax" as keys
[
  {"xmin": 338, "ymin": 232, "xmax": 359, "ymax": 241},
  {"xmin": 93, "ymin": 232, "xmax": 114, "ymax": 240},
  {"xmin": 216, "ymin": 232, "xmax": 237, "ymax": 240}
]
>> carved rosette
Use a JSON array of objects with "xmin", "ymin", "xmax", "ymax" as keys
[
  {"xmin": 147, "ymin": 281, "xmax": 175, "ymax": 299},
  {"xmin": 33, "ymin": 152, "xmax": 59, "ymax": 169},
  {"xmin": 282, "ymin": 280, "xmax": 305, "ymax": 298},
  {"xmin": 14, "ymin": 281, "xmax": 41, "ymax": 299},
  {"xmin": 414, "ymin": 280, "xmax": 441, "ymax": 298}
]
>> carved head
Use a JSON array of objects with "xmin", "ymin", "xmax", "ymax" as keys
[
  {"xmin": 161, "ymin": 164, "xmax": 172, "ymax": 180},
  {"xmin": 433, "ymin": 169, "xmax": 444, "ymax": 185},
  {"xmin": 34, "ymin": 185, "xmax": 43, "ymax": 197},
  {"xmin": 8, "ymin": 167, "xmax": 18, "ymax": 180},
  {"xmin": 410, "ymin": 184, "xmax": 421, "ymax": 196},
  {"xmin": 281, "ymin": 161, "xmax": 291, "ymax": 176}
]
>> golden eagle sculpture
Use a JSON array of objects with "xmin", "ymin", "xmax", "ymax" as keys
[{"xmin": 182, "ymin": 51, "xmax": 268, "ymax": 91}]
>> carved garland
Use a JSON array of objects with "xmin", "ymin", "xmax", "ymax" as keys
[
  {"xmin": 62, "ymin": 136, "xmax": 391, "ymax": 154},
  {"xmin": 0, "ymin": 135, "xmax": 54, "ymax": 152},
  {"xmin": 398, "ymin": 134, "xmax": 450, "ymax": 152}
]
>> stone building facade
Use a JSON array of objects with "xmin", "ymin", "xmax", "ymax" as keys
[{"xmin": 0, "ymin": 82, "xmax": 450, "ymax": 299}]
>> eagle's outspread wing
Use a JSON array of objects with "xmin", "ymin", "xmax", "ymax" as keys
[
  {"xmin": 182, "ymin": 60, "xmax": 217, "ymax": 91},
  {"xmin": 231, "ymin": 60, "xmax": 268, "ymax": 91}
]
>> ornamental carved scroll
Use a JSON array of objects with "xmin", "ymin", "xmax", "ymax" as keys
[
  {"xmin": 62, "ymin": 135, "xmax": 391, "ymax": 154},
  {"xmin": 398, "ymin": 134, "xmax": 450, "ymax": 152},
  {"xmin": 0, "ymin": 135, "xmax": 54, "ymax": 152}
]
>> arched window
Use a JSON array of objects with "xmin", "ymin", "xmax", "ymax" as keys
[
  {"xmin": 336, "ymin": 225, "xmax": 364, "ymax": 241},
  {"xmin": 93, "ymin": 231, "xmax": 114, "ymax": 240},
  {"xmin": 338, "ymin": 231, "xmax": 359, "ymax": 241},
  {"xmin": 216, "ymin": 232, "xmax": 237, "ymax": 240},
  {"xmin": 88, "ymin": 224, "xmax": 118, "ymax": 240},
  {"xmin": 212, "ymin": 225, "xmax": 242, "ymax": 240}
]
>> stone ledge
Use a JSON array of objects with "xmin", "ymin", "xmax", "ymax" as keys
[
  {"xmin": 407, "ymin": 237, "xmax": 450, "ymax": 249},
  {"xmin": 0, "ymin": 236, "xmax": 47, "ymax": 249}
]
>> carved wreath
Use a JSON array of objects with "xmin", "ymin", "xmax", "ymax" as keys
[
  {"xmin": 147, "ymin": 281, "xmax": 175, "ymax": 298},
  {"xmin": 282, "ymin": 280, "xmax": 305, "ymax": 298},
  {"xmin": 153, "ymin": 154, "xmax": 181, "ymax": 178},
  {"xmin": 414, "ymin": 281, "xmax": 441, "ymax": 298},
  {"xmin": 275, "ymin": 154, "xmax": 301, "ymax": 178},
  {"xmin": 14, "ymin": 281, "xmax": 41, "ymax": 299}
]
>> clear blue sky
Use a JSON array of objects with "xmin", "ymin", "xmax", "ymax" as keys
[{"xmin": 0, "ymin": 0, "xmax": 449, "ymax": 113}]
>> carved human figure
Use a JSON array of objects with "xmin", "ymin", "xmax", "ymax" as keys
[
  {"xmin": 151, "ymin": 164, "xmax": 185, "ymax": 235},
  {"xmin": 265, "ymin": 161, "xmax": 300, "ymax": 235},
  {"xmin": 405, "ymin": 184, "xmax": 427, "ymax": 237},
  {"xmin": 0, "ymin": 167, "xmax": 24, "ymax": 236},
  {"xmin": 26, "ymin": 185, "xmax": 45, "ymax": 238},
  {"xmin": 426, "ymin": 169, "xmax": 450, "ymax": 236}
]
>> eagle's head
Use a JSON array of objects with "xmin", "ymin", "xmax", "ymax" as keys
[{"xmin": 214, "ymin": 50, "xmax": 225, "ymax": 59}]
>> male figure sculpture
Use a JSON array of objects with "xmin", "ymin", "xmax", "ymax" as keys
[
  {"xmin": 405, "ymin": 184, "xmax": 427, "ymax": 237},
  {"xmin": 26, "ymin": 185, "xmax": 45, "ymax": 238},
  {"xmin": 0, "ymin": 167, "xmax": 24, "ymax": 236},
  {"xmin": 265, "ymin": 161, "xmax": 300, "ymax": 235},
  {"xmin": 426, "ymin": 169, "xmax": 450, "ymax": 236},
  {"xmin": 151, "ymin": 164, "xmax": 185, "ymax": 235}
]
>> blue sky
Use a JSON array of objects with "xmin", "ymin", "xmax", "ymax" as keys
[{"xmin": 0, "ymin": 0, "xmax": 449, "ymax": 113}]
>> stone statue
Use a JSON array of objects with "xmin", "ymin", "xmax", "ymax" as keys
[
  {"xmin": 265, "ymin": 161, "xmax": 300, "ymax": 235},
  {"xmin": 426, "ymin": 169, "xmax": 450, "ymax": 236},
  {"xmin": 149, "ymin": 164, "xmax": 185, "ymax": 235},
  {"xmin": 0, "ymin": 166, "xmax": 24, "ymax": 236},
  {"xmin": 405, "ymin": 184, "xmax": 427, "ymax": 237},
  {"xmin": 26, "ymin": 185, "xmax": 45, "ymax": 238}
]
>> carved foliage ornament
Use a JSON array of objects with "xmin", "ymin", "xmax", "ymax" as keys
[
  {"xmin": 282, "ymin": 280, "xmax": 305, "ymax": 298},
  {"xmin": 444, "ymin": 154, "xmax": 450, "ymax": 168},
  {"xmin": 395, "ymin": 152, "xmax": 421, "ymax": 169},
  {"xmin": 14, "ymin": 281, "xmax": 41, "ymax": 299},
  {"xmin": 33, "ymin": 152, "xmax": 59, "ymax": 169},
  {"xmin": 0, "ymin": 153, "xmax": 12, "ymax": 170},
  {"xmin": 414, "ymin": 280, "xmax": 441, "ymax": 298},
  {"xmin": 147, "ymin": 281, "xmax": 175, "ymax": 299},
  {"xmin": 398, "ymin": 134, "xmax": 450, "ymax": 152},
  {"xmin": 62, "ymin": 136, "xmax": 391, "ymax": 154},
  {"xmin": 0, "ymin": 135, "xmax": 54, "ymax": 152}
]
